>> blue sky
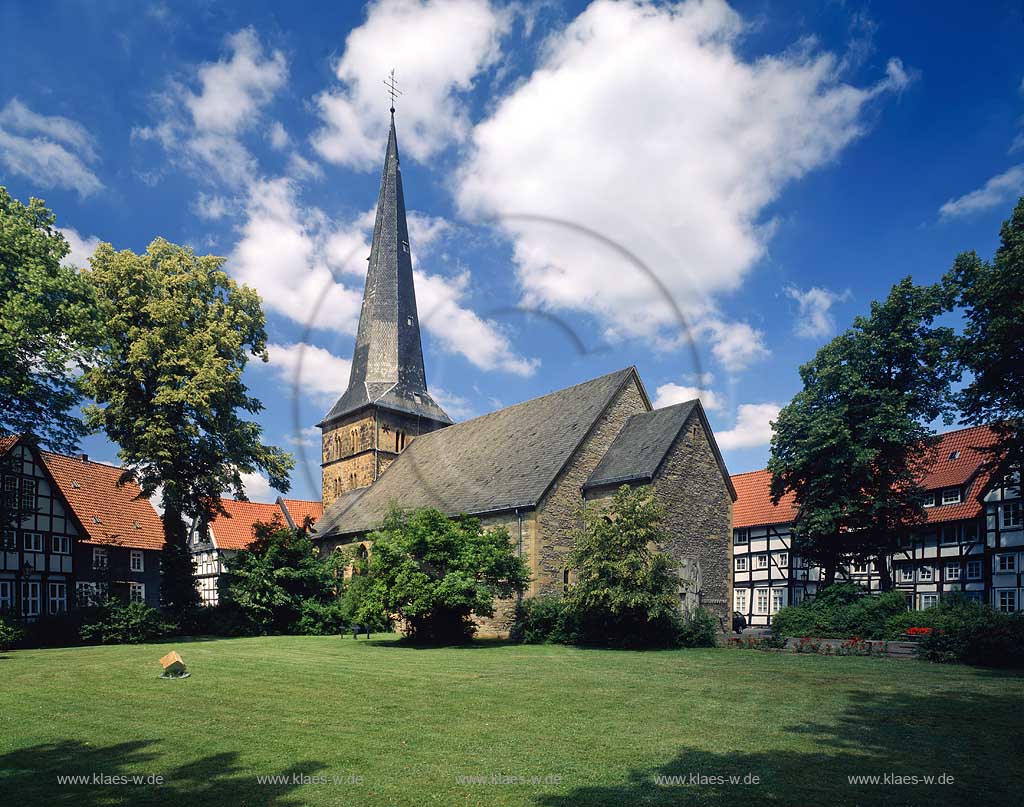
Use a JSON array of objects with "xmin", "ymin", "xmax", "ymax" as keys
[{"xmin": 2, "ymin": 0, "xmax": 1022, "ymax": 503}]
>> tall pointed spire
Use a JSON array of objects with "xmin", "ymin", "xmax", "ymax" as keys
[{"xmin": 320, "ymin": 116, "xmax": 451, "ymax": 427}]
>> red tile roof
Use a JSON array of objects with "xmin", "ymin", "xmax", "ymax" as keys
[
  {"xmin": 281, "ymin": 498, "xmax": 323, "ymax": 529},
  {"xmin": 0, "ymin": 435, "xmax": 18, "ymax": 454},
  {"xmin": 731, "ymin": 425, "xmax": 1001, "ymax": 530},
  {"xmin": 208, "ymin": 499, "xmax": 286, "ymax": 550},
  {"xmin": 42, "ymin": 451, "xmax": 166, "ymax": 550},
  {"xmin": 732, "ymin": 469, "xmax": 799, "ymax": 529}
]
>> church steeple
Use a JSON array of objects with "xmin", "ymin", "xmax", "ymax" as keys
[{"xmin": 319, "ymin": 114, "xmax": 451, "ymax": 507}]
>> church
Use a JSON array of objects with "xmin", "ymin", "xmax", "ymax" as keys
[{"xmin": 312, "ymin": 114, "xmax": 736, "ymax": 631}]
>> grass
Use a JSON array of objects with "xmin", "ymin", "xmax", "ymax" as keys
[{"xmin": 1, "ymin": 635, "xmax": 1021, "ymax": 806}]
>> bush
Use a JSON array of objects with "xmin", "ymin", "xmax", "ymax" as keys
[
  {"xmin": 677, "ymin": 608, "xmax": 719, "ymax": 648},
  {"xmin": 894, "ymin": 596, "xmax": 1024, "ymax": 667},
  {"xmin": 79, "ymin": 599, "xmax": 174, "ymax": 645},
  {"xmin": 296, "ymin": 599, "xmax": 349, "ymax": 635},
  {"xmin": 0, "ymin": 615, "xmax": 23, "ymax": 651},
  {"xmin": 18, "ymin": 611, "xmax": 85, "ymax": 648},
  {"xmin": 770, "ymin": 585, "xmax": 906, "ymax": 639},
  {"xmin": 181, "ymin": 602, "xmax": 258, "ymax": 637},
  {"xmin": 511, "ymin": 596, "xmax": 569, "ymax": 644}
]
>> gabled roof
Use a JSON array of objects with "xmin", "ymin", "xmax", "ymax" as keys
[
  {"xmin": 0, "ymin": 435, "xmax": 18, "ymax": 455},
  {"xmin": 315, "ymin": 367, "xmax": 642, "ymax": 538},
  {"xmin": 320, "ymin": 116, "xmax": 450, "ymax": 427},
  {"xmin": 209, "ymin": 497, "xmax": 324, "ymax": 550},
  {"xmin": 731, "ymin": 469, "xmax": 799, "ymax": 529},
  {"xmin": 279, "ymin": 498, "xmax": 324, "ymax": 530},
  {"xmin": 41, "ymin": 450, "xmax": 165, "ymax": 550},
  {"xmin": 584, "ymin": 400, "xmax": 736, "ymax": 499}
]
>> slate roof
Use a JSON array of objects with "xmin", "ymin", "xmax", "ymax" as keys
[
  {"xmin": 41, "ymin": 450, "xmax": 166, "ymax": 550},
  {"xmin": 315, "ymin": 367, "xmax": 640, "ymax": 538},
  {"xmin": 320, "ymin": 115, "xmax": 450, "ymax": 427}
]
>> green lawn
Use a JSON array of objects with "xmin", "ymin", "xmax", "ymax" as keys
[{"xmin": 1, "ymin": 635, "xmax": 1021, "ymax": 806}]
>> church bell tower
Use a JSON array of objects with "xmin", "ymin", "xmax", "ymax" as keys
[{"xmin": 318, "ymin": 112, "xmax": 452, "ymax": 508}]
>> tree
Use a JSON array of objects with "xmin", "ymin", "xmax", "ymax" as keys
[
  {"xmin": 945, "ymin": 196, "xmax": 1024, "ymax": 485},
  {"xmin": 769, "ymin": 278, "xmax": 959, "ymax": 588},
  {"xmin": 564, "ymin": 485, "xmax": 684, "ymax": 648},
  {"xmin": 222, "ymin": 519, "xmax": 336, "ymax": 634},
  {"xmin": 82, "ymin": 238, "xmax": 292, "ymax": 614},
  {"xmin": 357, "ymin": 506, "xmax": 529, "ymax": 643},
  {"xmin": 0, "ymin": 188, "xmax": 96, "ymax": 451}
]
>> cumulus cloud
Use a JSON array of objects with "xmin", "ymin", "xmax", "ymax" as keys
[
  {"xmin": 268, "ymin": 121, "xmax": 290, "ymax": 149},
  {"xmin": 265, "ymin": 341, "xmax": 351, "ymax": 404},
  {"xmin": 0, "ymin": 98, "xmax": 103, "ymax": 196},
  {"xmin": 312, "ymin": 0, "xmax": 509, "ymax": 168},
  {"xmin": 133, "ymin": 27, "xmax": 286, "ymax": 187},
  {"xmin": 784, "ymin": 284, "xmax": 851, "ymax": 339},
  {"xmin": 239, "ymin": 470, "xmax": 277, "ymax": 503},
  {"xmin": 939, "ymin": 164, "xmax": 1024, "ymax": 219},
  {"xmin": 715, "ymin": 403, "xmax": 781, "ymax": 450},
  {"xmin": 430, "ymin": 386, "xmax": 476, "ymax": 420},
  {"xmin": 653, "ymin": 382, "xmax": 725, "ymax": 412},
  {"xmin": 59, "ymin": 227, "xmax": 101, "ymax": 268},
  {"xmin": 456, "ymin": 0, "xmax": 908, "ymax": 372}
]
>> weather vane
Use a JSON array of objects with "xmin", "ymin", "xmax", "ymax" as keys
[{"xmin": 384, "ymin": 69, "xmax": 402, "ymax": 114}]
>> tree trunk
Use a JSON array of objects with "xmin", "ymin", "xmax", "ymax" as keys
[
  {"xmin": 822, "ymin": 558, "xmax": 837, "ymax": 588},
  {"xmin": 874, "ymin": 555, "xmax": 893, "ymax": 591},
  {"xmin": 160, "ymin": 492, "xmax": 198, "ymax": 615}
]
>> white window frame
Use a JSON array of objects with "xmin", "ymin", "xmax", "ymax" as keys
[
  {"xmin": 20, "ymin": 479, "xmax": 36, "ymax": 511},
  {"xmin": 733, "ymin": 529, "xmax": 749, "ymax": 545},
  {"xmin": 852, "ymin": 562, "xmax": 870, "ymax": 574},
  {"xmin": 942, "ymin": 488, "xmax": 961, "ymax": 505},
  {"xmin": 754, "ymin": 587, "xmax": 769, "ymax": 615},
  {"xmin": 129, "ymin": 582, "xmax": 145, "ymax": 603},
  {"xmin": 92, "ymin": 547, "xmax": 109, "ymax": 570},
  {"xmin": 944, "ymin": 562, "xmax": 961, "ymax": 581},
  {"xmin": 76, "ymin": 581, "xmax": 107, "ymax": 607},
  {"xmin": 966, "ymin": 559, "xmax": 982, "ymax": 579},
  {"xmin": 777, "ymin": 553, "xmax": 789, "ymax": 568},
  {"xmin": 21, "ymin": 581, "xmax": 40, "ymax": 616},
  {"xmin": 1004, "ymin": 502, "xmax": 1022, "ymax": 528},
  {"xmin": 771, "ymin": 588, "xmax": 787, "ymax": 613},
  {"xmin": 755, "ymin": 554, "xmax": 769, "ymax": 570},
  {"xmin": 922, "ymin": 492, "xmax": 936, "ymax": 508},
  {"xmin": 734, "ymin": 588, "xmax": 748, "ymax": 613},
  {"xmin": 918, "ymin": 565, "xmax": 934, "ymax": 582},
  {"xmin": 940, "ymin": 525, "xmax": 960, "ymax": 545},
  {"xmin": 23, "ymin": 532, "xmax": 43, "ymax": 552},
  {"xmin": 48, "ymin": 582, "xmax": 67, "ymax": 614},
  {"xmin": 997, "ymin": 554, "xmax": 1016, "ymax": 573},
  {"xmin": 997, "ymin": 590, "xmax": 1017, "ymax": 613},
  {"xmin": 130, "ymin": 550, "xmax": 144, "ymax": 572},
  {"xmin": 920, "ymin": 593, "xmax": 939, "ymax": 610},
  {"xmin": 52, "ymin": 535, "xmax": 71, "ymax": 555},
  {"xmin": 899, "ymin": 566, "xmax": 914, "ymax": 583},
  {"xmin": 0, "ymin": 580, "xmax": 13, "ymax": 611},
  {"xmin": 1, "ymin": 529, "xmax": 15, "ymax": 549},
  {"xmin": 734, "ymin": 556, "xmax": 748, "ymax": 572}
]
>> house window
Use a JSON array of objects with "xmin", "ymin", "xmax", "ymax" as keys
[
  {"xmin": 76, "ymin": 581, "xmax": 106, "ymax": 606},
  {"xmin": 940, "ymin": 526, "xmax": 960, "ymax": 545},
  {"xmin": 963, "ymin": 591, "xmax": 984, "ymax": 603},
  {"xmin": 945, "ymin": 562, "xmax": 961, "ymax": 581},
  {"xmin": 904, "ymin": 593, "xmax": 914, "ymax": 610},
  {"xmin": 23, "ymin": 532, "xmax": 43, "ymax": 552},
  {"xmin": 899, "ymin": 566, "xmax": 914, "ymax": 583},
  {"xmin": 48, "ymin": 582, "xmax": 67, "ymax": 614},
  {"xmin": 21, "ymin": 581, "xmax": 40, "ymax": 616},
  {"xmin": 966, "ymin": 559, "xmax": 982, "ymax": 579},
  {"xmin": 948, "ymin": 450, "xmax": 961, "ymax": 461},
  {"xmin": 777, "ymin": 553, "xmax": 789, "ymax": 568},
  {"xmin": 1003, "ymin": 502, "xmax": 1022, "ymax": 528},
  {"xmin": 734, "ymin": 556, "xmax": 748, "ymax": 572},
  {"xmin": 920, "ymin": 593, "xmax": 939, "ymax": 610},
  {"xmin": 130, "ymin": 550, "xmax": 144, "ymax": 572},
  {"xmin": 755, "ymin": 588, "xmax": 769, "ymax": 614},
  {"xmin": 734, "ymin": 588, "xmax": 748, "ymax": 612},
  {"xmin": 0, "ymin": 580, "xmax": 13, "ymax": 612},
  {"xmin": 771, "ymin": 588, "xmax": 787, "ymax": 613},
  {"xmin": 754, "ymin": 554, "xmax": 769, "ymax": 570},
  {"xmin": 396, "ymin": 431, "xmax": 407, "ymax": 451},
  {"xmin": 20, "ymin": 479, "xmax": 36, "ymax": 511},
  {"xmin": 922, "ymin": 492, "xmax": 936, "ymax": 508},
  {"xmin": 942, "ymin": 488, "xmax": 962, "ymax": 505},
  {"xmin": 129, "ymin": 582, "xmax": 146, "ymax": 603},
  {"xmin": 918, "ymin": 565, "xmax": 934, "ymax": 582},
  {"xmin": 997, "ymin": 590, "xmax": 1017, "ymax": 613},
  {"xmin": 52, "ymin": 535, "xmax": 71, "ymax": 555},
  {"xmin": 997, "ymin": 554, "xmax": 1016, "ymax": 573},
  {"xmin": 93, "ymin": 547, "xmax": 109, "ymax": 570},
  {"xmin": 792, "ymin": 588, "xmax": 804, "ymax": 606},
  {"xmin": 1, "ymin": 529, "xmax": 15, "ymax": 549},
  {"xmin": 733, "ymin": 529, "xmax": 749, "ymax": 545},
  {"xmin": 852, "ymin": 562, "xmax": 869, "ymax": 574}
]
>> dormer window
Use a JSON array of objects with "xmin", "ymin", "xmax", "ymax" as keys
[
  {"xmin": 71, "ymin": 480, "xmax": 81, "ymax": 489},
  {"xmin": 401, "ymin": 241, "xmax": 410, "ymax": 254},
  {"xmin": 942, "ymin": 488, "xmax": 961, "ymax": 505},
  {"xmin": 922, "ymin": 492, "xmax": 936, "ymax": 508},
  {"xmin": 92, "ymin": 515, "xmax": 102, "ymax": 524},
  {"xmin": 948, "ymin": 450, "xmax": 961, "ymax": 460},
  {"xmin": 406, "ymin": 316, "xmax": 414, "ymax": 326}
]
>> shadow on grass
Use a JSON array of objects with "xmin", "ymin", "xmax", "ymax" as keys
[
  {"xmin": 0, "ymin": 739, "xmax": 326, "ymax": 806},
  {"xmin": 533, "ymin": 687, "xmax": 1023, "ymax": 807}
]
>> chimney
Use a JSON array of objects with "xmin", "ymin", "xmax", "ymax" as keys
[{"xmin": 78, "ymin": 453, "xmax": 88, "ymax": 463}]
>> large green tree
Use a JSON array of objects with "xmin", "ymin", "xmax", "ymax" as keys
[
  {"xmin": 82, "ymin": 238, "xmax": 292, "ymax": 614},
  {"xmin": 356, "ymin": 506, "xmax": 529, "ymax": 643},
  {"xmin": 564, "ymin": 486, "xmax": 683, "ymax": 648},
  {"xmin": 769, "ymin": 278, "xmax": 959, "ymax": 588},
  {"xmin": 945, "ymin": 196, "xmax": 1024, "ymax": 484},
  {"xmin": 0, "ymin": 188, "xmax": 96, "ymax": 451}
]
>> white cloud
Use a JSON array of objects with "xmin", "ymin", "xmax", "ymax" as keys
[
  {"xmin": 939, "ymin": 164, "xmax": 1024, "ymax": 219},
  {"xmin": 269, "ymin": 121, "xmax": 290, "ymax": 149},
  {"xmin": 287, "ymin": 153, "xmax": 324, "ymax": 181},
  {"xmin": 784, "ymin": 284, "xmax": 851, "ymax": 339},
  {"xmin": 715, "ymin": 402, "xmax": 781, "ymax": 450},
  {"xmin": 264, "ymin": 342, "xmax": 351, "ymax": 404},
  {"xmin": 59, "ymin": 227, "xmax": 101, "ymax": 268},
  {"xmin": 240, "ymin": 470, "xmax": 277, "ymax": 503},
  {"xmin": 194, "ymin": 192, "xmax": 239, "ymax": 221},
  {"xmin": 430, "ymin": 386, "xmax": 476, "ymax": 420},
  {"xmin": 456, "ymin": 0, "xmax": 908, "ymax": 371},
  {"xmin": 285, "ymin": 426, "xmax": 321, "ymax": 448},
  {"xmin": 312, "ymin": 0, "xmax": 509, "ymax": 168},
  {"xmin": 133, "ymin": 28, "xmax": 285, "ymax": 187},
  {"xmin": 653, "ymin": 382, "xmax": 724, "ymax": 412},
  {"xmin": 0, "ymin": 99, "xmax": 102, "ymax": 197}
]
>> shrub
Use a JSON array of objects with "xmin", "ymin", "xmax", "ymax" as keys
[
  {"xmin": 731, "ymin": 611, "xmax": 747, "ymax": 633},
  {"xmin": 79, "ymin": 599, "xmax": 174, "ymax": 645},
  {"xmin": 511, "ymin": 596, "xmax": 570, "ymax": 644},
  {"xmin": 18, "ymin": 611, "xmax": 85, "ymax": 648},
  {"xmin": 296, "ymin": 599, "xmax": 350, "ymax": 635},
  {"xmin": 770, "ymin": 585, "xmax": 906, "ymax": 639},
  {"xmin": 909, "ymin": 598, "xmax": 1024, "ymax": 667},
  {"xmin": 677, "ymin": 608, "xmax": 719, "ymax": 648},
  {"xmin": 0, "ymin": 615, "xmax": 23, "ymax": 651},
  {"xmin": 181, "ymin": 602, "xmax": 258, "ymax": 637}
]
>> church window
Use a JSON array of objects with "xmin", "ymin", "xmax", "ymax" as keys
[
  {"xmin": 396, "ymin": 431, "xmax": 406, "ymax": 451},
  {"xmin": 350, "ymin": 428, "xmax": 359, "ymax": 454},
  {"xmin": 562, "ymin": 569, "xmax": 570, "ymax": 594}
]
